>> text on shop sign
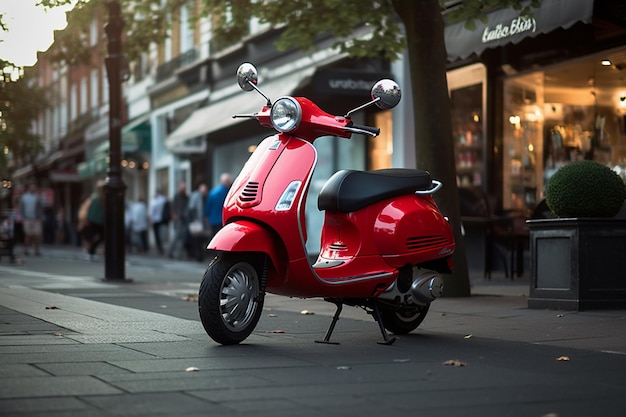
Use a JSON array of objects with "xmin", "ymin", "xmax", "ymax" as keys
[{"xmin": 482, "ymin": 15, "xmax": 537, "ymax": 44}]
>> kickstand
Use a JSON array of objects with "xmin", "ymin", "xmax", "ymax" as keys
[
  {"xmin": 370, "ymin": 302, "xmax": 396, "ymax": 345},
  {"xmin": 315, "ymin": 300, "xmax": 343, "ymax": 345}
]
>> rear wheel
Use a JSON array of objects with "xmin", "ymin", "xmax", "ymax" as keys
[
  {"xmin": 198, "ymin": 254, "xmax": 264, "ymax": 345},
  {"xmin": 380, "ymin": 304, "xmax": 430, "ymax": 335}
]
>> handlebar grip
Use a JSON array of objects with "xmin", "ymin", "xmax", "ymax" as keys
[{"xmin": 350, "ymin": 124, "xmax": 381, "ymax": 136}]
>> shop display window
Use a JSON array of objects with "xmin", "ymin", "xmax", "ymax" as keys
[
  {"xmin": 502, "ymin": 47, "xmax": 626, "ymax": 211},
  {"xmin": 503, "ymin": 73, "xmax": 544, "ymax": 211},
  {"xmin": 448, "ymin": 64, "xmax": 487, "ymax": 191}
]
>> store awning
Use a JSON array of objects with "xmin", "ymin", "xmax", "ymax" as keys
[
  {"xmin": 445, "ymin": 0, "xmax": 594, "ymax": 61},
  {"xmin": 85, "ymin": 117, "xmax": 109, "ymax": 142},
  {"xmin": 165, "ymin": 67, "xmax": 315, "ymax": 151},
  {"xmin": 12, "ymin": 164, "xmax": 33, "ymax": 180},
  {"xmin": 94, "ymin": 115, "xmax": 151, "ymax": 154}
]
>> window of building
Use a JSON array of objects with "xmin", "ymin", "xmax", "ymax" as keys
[
  {"xmin": 502, "ymin": 46, "xmax": 626, "ymax": 211},
  {"xmin": 447, "ymin": 63, "xmax": 487, "ymax": 190},
  {"xmin": 80, "ymin": 76, "xmax": 88, "ymax": 115},
  {"xmin": 70, "ymin": 84, "xmax": 78, "ymax": 120},
  {"xmin": 179, "ymin": 4, "xmax": 193, "ymax": 53},
  {"xmin": 90, "ymin": 18, "xmax": 99, "ymax": 46},
  {"xmin": 91, "ymin": 69, "xmax": 99, "ymax": 110}
]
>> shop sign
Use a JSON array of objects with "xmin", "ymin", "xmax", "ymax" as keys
[
  {"xmin": 445, "ymin": 0, "xmax": 594, "ymax": 61},
  {"xmin": 482, "ymin": 15, "xmax": 537, "ymax": 45},
  {"xmin": 314, "ymin": 70, "xmax": 390, "ymax": 97}
]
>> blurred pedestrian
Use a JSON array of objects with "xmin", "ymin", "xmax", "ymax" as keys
[
  {"xmin": 167, "ymin": 181, "xmax": 189, "ymax": 259},
  {"xmin": 86, "ymin": 181, "xmax": 105, "ymax": 260},
  {"xmin": 78, "ymin": 191, "xmax": 94, "ymax": 252},
  {"xmin": 186, "ymin": 182, "xmax": 208, "ymax": 261},
  {"xmin": 149, "ymin": 188, "xmax": 169, "ymax": 255},
  {"xmin": 205, "ymin": 173, "xmax": 232, "ymax": 234},
  {"xmin": 19, "ymin": 183, "xmax": 43, "ymax": 256},
  {"xmin": 129, "ymin": 196, "xmax": 149, "ymax": 253}
]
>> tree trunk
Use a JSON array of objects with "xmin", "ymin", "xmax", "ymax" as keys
[{"xmin": 392, "ymin": 0, "xmax": 470, "ymax": 297}]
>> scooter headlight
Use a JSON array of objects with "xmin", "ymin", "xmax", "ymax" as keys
[{"xmin": 270, "ymin": 97, "xmax": 301, "ymax": 133}]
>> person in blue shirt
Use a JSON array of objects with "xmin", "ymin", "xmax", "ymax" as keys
[{"xmin": 205, "ymin": 173, "xmax": 232, "ymax": 235}]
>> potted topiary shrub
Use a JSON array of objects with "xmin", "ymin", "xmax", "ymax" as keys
[{"xmin": 527, "ymin": 160, "xmax": 626, "ymax": 310}]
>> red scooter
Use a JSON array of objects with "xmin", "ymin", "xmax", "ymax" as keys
[{"xmin": 199, "ymin": 63, "xmax": 455, "ymax": 345}]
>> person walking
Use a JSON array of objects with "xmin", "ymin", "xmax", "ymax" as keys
[
  {"xmin": 149, "ymin": 189, "xmax": 169, "ymax": 255},
  {"xmin": 186, "ymin": 182, "xmax": 208, "ymax": 261},
  {"xmin": 19, "ymin": 183, "xmax": 43, "ymax": 256},
  {"xmin": 167, "ymin": 181, "xmax": 189, "ymax": 259},
  {"xmin": 205, "ymin": 173, "xmax": 232, "ymax": 235},
  {"xmin": 129, "ymin": 196, "xmax": 149, "ymax": 253},
  {"xmin": 85, "ymin": 181, "xmax": 105, "ymax": 260}
]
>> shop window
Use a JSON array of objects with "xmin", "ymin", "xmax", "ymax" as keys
[
  {"xmin": 503, "ymin": 47, "xmax": 626, "ymax": 211},
  {"xmin": 448, "ymin": 64, "xmax": 487, "ymax": 191},
  {"xmin": 503, "ymin": 72, "xmax": 544, "ymax": 211}
]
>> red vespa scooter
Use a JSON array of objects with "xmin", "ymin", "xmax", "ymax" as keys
[{"xmin": 198, "ymin": 63, "xmax": 455, "ymax": 345}]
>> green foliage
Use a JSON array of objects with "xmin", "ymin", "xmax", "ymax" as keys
[
  {"xmin": 545, "ymin": 161, "xmax": 626, "ymax": 218},
  {"xmin": 0, "ymin": 71, "xmax": 49, "ymax": 175}
]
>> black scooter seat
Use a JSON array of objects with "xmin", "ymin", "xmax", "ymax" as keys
[{"xmin": 318, "ymin": 169, "xmax": 432, "ymax": 213}]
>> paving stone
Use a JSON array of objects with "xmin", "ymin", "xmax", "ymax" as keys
[
  {"xmin": 80, "ymin": 392, "xmax": 231, "ymax": 416},
  {"xmin": 0, "ymin": 375, "xmax": 122, "ymax": 398},
  {"xmin": 35, "ymin": 361, "xmax": 133, "ymax": 376},
  {"xmin": 0, "ymin": 348, "xmax": 157, "ymax": 365},
  {"xmin": 0, "ymin": 334, "xmax": 80, "ymax": 346},
  {"xmin": 0, "ymin": 396, "xmax": 93, "ymax": 414},
  {"xmin": 0, "ymin": 363, "xmax": 50, "ymax": 377},
  {"xmin": 98, "ymin": 371, "xmax": 268, "ymax": 393}
]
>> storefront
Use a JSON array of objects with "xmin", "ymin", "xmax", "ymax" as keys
[{"xmin": 445, "ymin": 0, "xmax": 626, "ymax": 216}]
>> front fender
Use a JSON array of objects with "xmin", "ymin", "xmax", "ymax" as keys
[{"xmin": 207, "ymin": 220, "xmax": 282, "ymax": 271}]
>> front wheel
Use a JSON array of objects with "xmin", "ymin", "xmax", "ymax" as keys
[
  {"xmin": 380, "ymin": 304, "xmax": 430, "ymax": 335},
  {"xmin": 198, "ymin": 254, "xmax": 265, "ymax": 345}
]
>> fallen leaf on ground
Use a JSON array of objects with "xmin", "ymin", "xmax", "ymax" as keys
[
  {"xmin": 300, "ymin": 310, "xmax": 315, "ymax": 315},
  {"xmin": 45, "ymin": 305, "xmax": 58, "ymax": 310},
  {"xmin": 442, "ymin": 359, "xmax": 468, "ymax": 367},
  {"xmin": 182, "ymin": 295, "xmax": 198, "ymax": 302},
  {"xmin": 271, "ymin": 329, "xmax": 285, "ymax": 333},
  {"xmin": 185, "ymin": 367, "xmax": 199, "ymax": 372},
  {"xmin": 556, "ymin": 356, "xmax": 570, "ymax": 361},
  {"xmin": 464, "ymin": 334, "xmax": 473, "ymax": 339},
  {"xmin": 267, "ymin": 313, "xmax": 278, "ymax": 317},
  {"xmin": 53, "ymin": 332, "xmax": 63, "ymax": 336},
  {"xmin": 556, "ymin": 314, "xmax": 564, "ymax": 318}
]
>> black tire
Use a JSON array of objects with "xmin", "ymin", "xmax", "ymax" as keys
[
  {"xmin": 380, "ymin": 304, "xmax": 430, "ymax": 335},
  {"xmin": 198, "ymin": 254, "xmax": 265, "ymax": 345}
]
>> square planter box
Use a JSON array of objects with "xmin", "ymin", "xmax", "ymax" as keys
[{"xmin": 527, "ymin": 218, "xmax": 626, "ymax": 310}]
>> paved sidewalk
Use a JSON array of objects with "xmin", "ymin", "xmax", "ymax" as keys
[{"xmin": 1, "ymin": 245, "xmax": 625, "ymax": 416}]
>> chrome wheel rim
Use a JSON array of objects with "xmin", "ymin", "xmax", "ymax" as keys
[{"xmin": 219, "ymin": 262, "xmax": 260, "ymax": 332}]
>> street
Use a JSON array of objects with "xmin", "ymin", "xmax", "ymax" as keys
[{"xmin": 0, "ymin": 246, "xmax": 625, "ymax": 416}]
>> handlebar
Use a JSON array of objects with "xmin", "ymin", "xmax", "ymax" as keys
[
  {"xmin": 344, "ymin": 124, "xmax": 381, "ymax": 137},
  {"xmin": 232, "ymin": 114, "xmax": 257, "ymax": 119}
]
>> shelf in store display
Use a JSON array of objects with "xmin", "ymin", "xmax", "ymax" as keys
[
  {"xmin": 455, "ymin": 143, "xmax": 483, "ymax": 151},
  {"xmin": 456, "ymin": 163, "xmax": 484, "ymax": 173}
]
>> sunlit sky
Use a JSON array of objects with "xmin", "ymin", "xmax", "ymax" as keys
[{"xmin": 0, "ymin": 0, "xmax": 74, "ymax": 67}]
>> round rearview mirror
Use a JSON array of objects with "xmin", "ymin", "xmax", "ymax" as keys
[
  {"xmin": 371, "ymin": 79, "xmax": 401, "ymax": 110},
  {"xmin": 237, "ymin": 63, "xmax": 258, "ymax": 92}
]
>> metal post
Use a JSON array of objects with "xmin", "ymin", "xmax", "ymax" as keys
[{"xmin": 103, "ymin": 1, "xmax": 127, "ymax": 281}]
